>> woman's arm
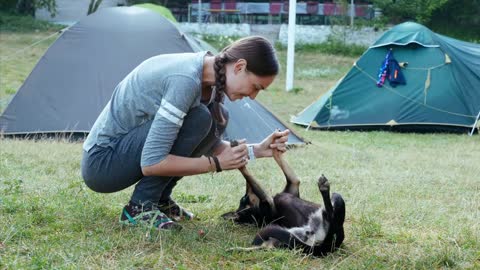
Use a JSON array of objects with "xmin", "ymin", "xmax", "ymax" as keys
[
  {"xmin": 212, "ymin": 129, "xmax": 289, "ymax": 165},
  {"xmin": 143, "ymin": 129, "xmax": 289, "ymax": 177},
  {"xmin": 143, "ymin": 139, "xmax": 249, "ymax": 177},
  {"xmin": 142, "ymin": 155, "xmax": 213, "ymax": 177}
]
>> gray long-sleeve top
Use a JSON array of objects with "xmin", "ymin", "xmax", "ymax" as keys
[{"xmin": 83, "ymin": 51, "xmax": 209, "ymax": 167}]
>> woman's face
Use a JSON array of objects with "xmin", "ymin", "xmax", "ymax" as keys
[{"xmin": 224, "ymin": 59, "xmax": 276, "ymax": 101}]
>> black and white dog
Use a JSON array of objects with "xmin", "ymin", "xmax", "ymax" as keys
[{"xmin": 223, "ymin": 147, "xmax": 346, "ymax": 256}]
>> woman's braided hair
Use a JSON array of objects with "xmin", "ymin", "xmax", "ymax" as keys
[{"xmin": 210, "ymin": 36, "xmax": 279, "ymax": 134}]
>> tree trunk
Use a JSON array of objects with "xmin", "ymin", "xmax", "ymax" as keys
[{"xmin": 88, "ymin": 0, "xmax": 103, "ymax": 15}]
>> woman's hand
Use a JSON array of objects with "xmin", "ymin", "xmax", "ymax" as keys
[
  {"xmin": 256, "ymin": 129, "xmax": 290, "ymax": 158},
  {"xmin": 216, "ymin": 139, "xmax": 248, "ymax": 170}
]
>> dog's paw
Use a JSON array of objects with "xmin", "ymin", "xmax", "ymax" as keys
[{"xmin": 318, "ymin": 174, "xmax": 330, "ymax": 192}]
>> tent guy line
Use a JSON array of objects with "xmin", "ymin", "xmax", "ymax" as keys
[
  {"xmin": 241, "ymin": 99, "xmax": 277, "ymax": 132},
  {"xmin": 0, "ymin": 29, "xmax": 66, "ymax": 62}
]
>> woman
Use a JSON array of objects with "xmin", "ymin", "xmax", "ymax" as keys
[{"xmin": 81, "ymin": 36, "xmax": 289, "ymax": 229}]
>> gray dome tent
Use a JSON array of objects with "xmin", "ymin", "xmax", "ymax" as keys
[{"xmin": 0, "ymin": 6, "xmax": 304, "ymax": 144}]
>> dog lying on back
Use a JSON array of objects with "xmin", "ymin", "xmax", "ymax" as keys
[{"xmin": 222, "ymin": 146, "xmax": 346, "ymax": 256}]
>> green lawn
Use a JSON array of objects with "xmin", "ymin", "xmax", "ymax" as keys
[{"xmin": 1, "ymin": 29, "xmax": 479, "ymax": 269}]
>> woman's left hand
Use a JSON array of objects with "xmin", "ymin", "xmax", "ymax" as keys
[{"xmin": 256, "ymin": 129, "xmax": 290, "ymax": 158}]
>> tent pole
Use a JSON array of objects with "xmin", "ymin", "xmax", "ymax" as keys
[
  {"xmin": 469, "ymin": 110, "xmax": 480, "ymax": 136},
  {"xmin": 198, "ymin": 0, "xmax": 202, "ymax": 25},
  {"xmin": 286, "ymin": 0, "xmax": 297, "ymax": 91},
  {"xmin": 350, "ymin": 0, "xmax": 354, "ymax": 27}
]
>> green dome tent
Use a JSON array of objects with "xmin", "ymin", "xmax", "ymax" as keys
[
  {"xmin": 134, "ymin": 3, "xmax": 177, "ymax": 23},
  {"xmin": 0, "ymin": 6, "xmax": 304, "ymax": 144},
  {"xmin": 292, "ymin": 22, "xmax": 480, "ymax": 133}
]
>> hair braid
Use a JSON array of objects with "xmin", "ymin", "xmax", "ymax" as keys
[
  {"xmin": 209, "ymin": 54, "xmax": 229, "ymax": 133},
  {"xmin": 213, "ymin": 54, "xmax": 228, "ymax": 103}
]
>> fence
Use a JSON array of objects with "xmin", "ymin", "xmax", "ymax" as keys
[{"xmin": 185, "ymin": 1, "xmax": 374, "ymax": 24}]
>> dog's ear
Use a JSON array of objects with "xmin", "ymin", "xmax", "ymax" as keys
[
  {"xmin": 221, "ymin": 211, "xmax": 239, "ymax": 221},
  {"xmin": 221, "ymin": 193, "xmax": 252, "ymax": 221}
]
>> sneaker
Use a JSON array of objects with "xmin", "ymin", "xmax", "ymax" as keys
[
  {"xmin": 119, "ymin": 201, "xmax": 180, "ymax": 230},
  {"xmin": 158, "ymin": 198, "xmax": 194, "ymax": 221}
]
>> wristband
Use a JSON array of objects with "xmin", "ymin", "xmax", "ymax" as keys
[
  {"xmin": 247, "ymin": 145, "xmax": 255, "ymax": 163},
  {"xmin": 212, "ymin": 156, "xmax": 222, "ymax": 172}
]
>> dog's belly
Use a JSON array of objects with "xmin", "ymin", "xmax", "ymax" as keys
[
  {"xmin": 287, "ymin": 209, "xmax": 328, "ymax": 246},
  {"xmin": 273, "ymin": 193, "xmax": 320, "ymax": 228}
]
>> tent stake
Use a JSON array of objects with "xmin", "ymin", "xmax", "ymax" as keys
[{"xmin": 469, "ymin": 110, "xmax": 480, "ymax": 136}]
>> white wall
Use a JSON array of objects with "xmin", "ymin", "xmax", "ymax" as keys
[
  {"xmin": 178, "ymin": 23, "xmax": 386, "ymax": 47},
  {"xmin": 278, "ymin": 24, "xmax": 385, "ymax": 46},
  {"xmin": 180, "ymin": 23, "xmax": 251, "ymax": 37}
]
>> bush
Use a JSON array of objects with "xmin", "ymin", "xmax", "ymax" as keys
[
  {"xmin": 0, "ymin": 0, "xmax": 18, "ymax": 13},
  {"xmin": 0, "ymin": 0, "xmax": 57, "ymax": 17},
  {"xmin": 280, "ymin": 41, "xmax": 367, "ymax": 58},
  {"xmin": 0, "ymin": 11, "xmax": 64, "ymax": 32}
]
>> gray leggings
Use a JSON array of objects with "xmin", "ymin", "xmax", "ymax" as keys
[{"xmin": 81, "ymin": 104, "xmax": 222, "ymax": 207}]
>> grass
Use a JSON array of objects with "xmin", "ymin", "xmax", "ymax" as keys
[{"xmin": 1, "ymin": 27, "xmax": 480, "ymax": 269}]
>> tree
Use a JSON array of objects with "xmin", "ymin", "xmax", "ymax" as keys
[
  {"xmin": 87, "ymin": 0, "xmax": 103, "ymax": 15},
  {"xmin": 15, "ymin": 0, "xmax": 56, "ymax": 17},
  {"xmin": 428, "ymin": 0, "xmax": 480, "ymax": 41},
  {"xmin": 372, "ymin": 0, "xmax": 449, "ymax": 24}
]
